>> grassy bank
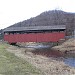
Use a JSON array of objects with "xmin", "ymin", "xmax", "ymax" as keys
[{"xmin": 0, "ymin": 43, "xmax": 42, "ymax": 75}]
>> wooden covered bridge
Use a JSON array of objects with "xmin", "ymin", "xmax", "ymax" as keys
[{"xmin": 3, "ymin": 25, "xmax": 66, "ymax": 44}]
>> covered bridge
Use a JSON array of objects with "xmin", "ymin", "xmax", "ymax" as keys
[{"xmin": 3, "ymin": 25, "xmax": 66, "ymax": 44}]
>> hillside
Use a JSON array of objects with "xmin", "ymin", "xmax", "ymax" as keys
[{"xmin": 6, "ymin": 10, "xmax": 75, "ymax": 35}]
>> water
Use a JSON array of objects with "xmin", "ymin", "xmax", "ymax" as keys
[
  {"xmin": 17, "ymin": 43, "xmax": 75, "ymax": 67},
  {"xmin": 64, "ymin": 58, "xmax": 75, "ymax": 67},
  {"xmin": 32, "ymin": 48, "xmax": 64, "ymax": 57},
  {"xmin": 31, "ymin": 46, "xmax": 75, "ymax": 67},
  {"xmin": 26, "ymin": 45, "xmax": 50, "ymax": 48},
  {"xmin": 26, "ymin": 44, "xmax": 75, "ymax": 67}
]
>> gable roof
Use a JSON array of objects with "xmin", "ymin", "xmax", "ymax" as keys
[{"xmin": 4, "ymin": 25, "xmax": 66, "ymax": 32}]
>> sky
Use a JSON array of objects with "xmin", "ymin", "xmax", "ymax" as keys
[{"xmin": 0, "ymin": 0, "xmax": 75, "ymax": 29}]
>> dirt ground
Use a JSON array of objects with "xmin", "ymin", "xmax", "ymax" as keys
[{"xmin": 6, "ymin": 43, "xmax": 75, "ymax": 75}]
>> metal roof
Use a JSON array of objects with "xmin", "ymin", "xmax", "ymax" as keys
[{"xmin": 3, "ymin": 25, "xmax": 66, "ymax": 32}]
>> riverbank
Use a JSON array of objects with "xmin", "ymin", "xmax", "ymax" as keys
[
  {"xmin": 6, "ymin": 42, "xmax": 75, "ymax": 75},
  {"xmin": 0, "ymin": 43, "xmax": 42, "ymax": 75},
  {"xmin": 52, "ymin": 38, "xmax": 75, "ymax": 53}
]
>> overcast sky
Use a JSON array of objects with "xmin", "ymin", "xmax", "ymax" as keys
[{"xmin": 0, "ymin": 0, "xmax": 75, "ymax": 29}]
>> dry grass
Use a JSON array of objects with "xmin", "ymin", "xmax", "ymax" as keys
[
  {"xmin": 6, "ymin": 44, "xmax": 75, "ymax": 75},
  {"xmin": 52, "ymin": 38, "xmax": 75, "ymax": 52},
  {"xmin": 0, "ymin": 43, "xmax": 42, "ymax": 75}
]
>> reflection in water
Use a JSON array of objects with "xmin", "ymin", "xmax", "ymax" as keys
[
  {"xmin": 18, "ymin": 43, "xmax": 75, "ymax": 67},
  {"xmin": 26, "ymin": 45, "xmax": 50, "ymax": 48},
  {"xmin": 31, "ymin": 46, "xmax": 75, "ymax": 67},
  {"xmin": 64, "ymin": 58, "xmax": 75, "ymax": 67},
  {"xmin": 32, "ymin": 48, "xmax": 64, "ymax": 57}
]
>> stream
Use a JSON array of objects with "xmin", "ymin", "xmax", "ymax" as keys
[
  {"xmin": 17, "ymin": 43, "xmax": 75, "ymax": 67},
  {"xmin": 64, "ymin": 57, "xmax": 75, "ymax": 67},
  {"xmin": 31, "ymin": 45, "xmax": 75, "ymax": 67}
]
